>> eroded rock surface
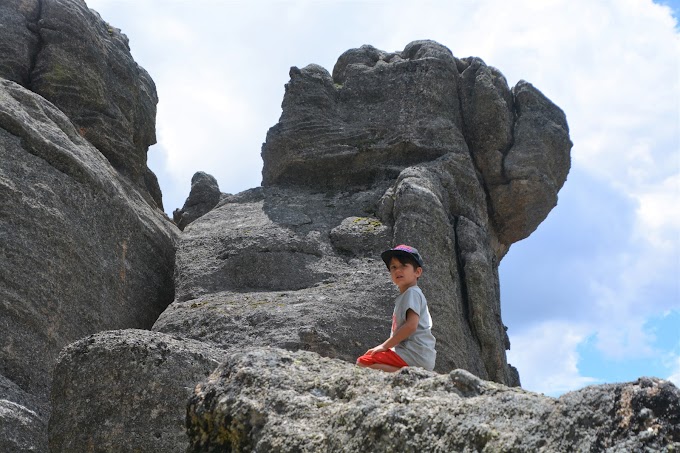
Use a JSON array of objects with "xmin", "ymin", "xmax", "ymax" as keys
[
  {"xmin": 0, "ymin": 0, "xmax": 163, "ymax": 207},
  {"xmin": 0, "ymin": 375, "xmax": 48, "ymax": 453},
  {"xmin": 187, "ymin": 348, "xmax": 680, "ymax": 452},
  {"xmin": 49, "ymin": 330, "xmax": 228, "ymax": 453},
  {"xmin": 0, "ymin": 79, "xmax": 177, "ymax": 405},
  {"xmin": 173, "ymin": 171, "xmax": 223, "ymax": 230}
]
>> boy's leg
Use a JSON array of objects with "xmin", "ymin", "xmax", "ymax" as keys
[
  {"xmin": 356, "ymin": 349, "xmax": 408, "ymax": 372},
  {"xmin": 367, "ymin": 363, "xmax": 402, "ymax": 372}
]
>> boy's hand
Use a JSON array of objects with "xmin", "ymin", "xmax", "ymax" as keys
[
  {"xmin": 366, "ymin": 344, "xmax": 388, "ymax": 356},
  {"xmin": 368, "ymin": 310, "xmax": 419, "ymax": 355}
]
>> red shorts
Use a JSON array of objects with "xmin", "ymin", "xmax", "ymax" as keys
[{"xmin": 356, "ymin": 349, "xmax": 409, "ymax": 368}]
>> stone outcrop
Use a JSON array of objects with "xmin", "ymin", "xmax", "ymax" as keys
[
  {"xmin": 0, "ymin": 1, "xmax": 178, "ymax": 451},
  {"xmin": 187, "ymin": 348, "xmax": 680, "ymax": 452},
  {"xmin": 0, "ymin": 0, "xmax": 163, "ymax": 208},
  {"xmin": 49, "ymin": 330, "xmax": 228, "ymax": 453},
  {"xmin": 0, "ymin": 77, "xmax": 177, "ymax": 400},
  {"xmin": 0, "ymin": 77, "xmax": 177, "ymax": 451},
  {"xmin": 173, "ymin": 171, "xmax": 223, "ymax": 230},
  {"xmin": 156, "ymin": 40, "xmax": 571, "ymax": 388}
]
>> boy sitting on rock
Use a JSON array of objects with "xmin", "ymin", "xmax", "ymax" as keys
[{"xmin": 356, "ymin": 245, "xmax": 436, "ymax": 372}]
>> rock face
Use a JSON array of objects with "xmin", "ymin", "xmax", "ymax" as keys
[
  {"xmin": 156, "ymin": 40, "xmax": 571, "ymax": 387},
  {"xmin": 49, "ymin": 330, "xmax": 228, "ymax": 453},
  {"xmin": 0, "ymin": 77, "xmax": 177, "ymax": 403},
  {"xmin": 0, "ymin": 1, "xmax": 178, "ymax": 451},
  {"xmin": 187, "ymin": 348, "xmax": 680, "ymax": 452},
  {"xmin": 0, "ymin": 0, "xmax": 163, "ymax": 208},
  {"xmin": 173, "ymin": 171, "xmax": 223, "ymax": 230},
  {"xmin": 0, "ymin": 375, "xmax": 48, "ymax": 453},
  {"xmin": 0, "ymin": 77, "xmax": 177, "ymax": 451}
]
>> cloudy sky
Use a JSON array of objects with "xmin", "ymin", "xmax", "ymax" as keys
[{"xmin": 86, "ymin": 0, "xmax": 679, "ymax": 395}]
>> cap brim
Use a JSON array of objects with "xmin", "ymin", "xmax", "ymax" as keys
[{"xmin": 381, "ymin": 249, "xmax": 420, "ymax": 266}]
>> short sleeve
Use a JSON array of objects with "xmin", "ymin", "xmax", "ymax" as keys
[{"xmin": 394, "ymin": 287, "xmax": 425, "ymax": 324}]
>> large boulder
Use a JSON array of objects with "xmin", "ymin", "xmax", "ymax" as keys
[
  {"xmin": 0, "ymin": 0, "xmax": 163, "ymax": 207},
  {"xmin": 0, "ymin": 78, "xmax": 177, "ymax": 450},
  {"xmin": 187, "ymin": 348, "xmax": 680, "ymax": 452},
  {"xmin": 49, "ymin": 330, "xmax": 228, "ymax": 453}
]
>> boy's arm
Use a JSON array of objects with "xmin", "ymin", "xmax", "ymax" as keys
[{"xmin": 366, "ymin": 309, "xmax": 419, "ymax": 355}]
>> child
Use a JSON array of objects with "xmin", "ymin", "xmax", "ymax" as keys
[{"xmin": 356, "ymin": 244, "xmax": 436, "ymax": 372}]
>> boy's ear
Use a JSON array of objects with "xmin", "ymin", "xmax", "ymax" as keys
[{"xmin": 415, "ymin": 266, "xmax": 423, "ymax": 277}]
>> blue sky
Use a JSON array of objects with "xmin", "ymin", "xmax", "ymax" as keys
[{"xmin": 86, "ymin": 0, "xmax": 679, "ymax": 395}]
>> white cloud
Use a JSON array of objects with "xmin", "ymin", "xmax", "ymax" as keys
[
  {"xmin": 633, "ymin": 174, "xmax": 680, "ymax": 249},
  {"xmin": 506, "ymin": 321, "xmax": 599, "ymax": 395},
  {"xmin": 668, "ymin": 355, "xmax": 680, "ymax": 387}
]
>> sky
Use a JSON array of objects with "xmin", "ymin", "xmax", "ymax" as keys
[{"xmin": 85, "ymin": 0, "xmax": 679, "ymax": 396}]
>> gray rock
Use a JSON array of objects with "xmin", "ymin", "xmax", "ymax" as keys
[
  {"xmin": 49, "ymin": 329, "xmax": 228, "ymax": 453},
  {"xmin": 459, "ymin": 57, "xmax": 514, "ymax": 187},
  {"xmin": 329, "ymin": 216, "xmax": 391, "ymax": 256},
  {"xmin": 154, "ymin": 185, "xmax": 397, "ymax": 363},
  {"xmin": 0, "ymin": 0, "xmax": 40, "ymax": 86},
  {"xmin": 0, "ymin": 79, "xmax": 177, "ymax": 407},
  {"xmin": 261, "ymin": 40, "xmax": 466, "ymax": 189},
  {"xmin": 173, "ymin": 171, "xmax": 223, "ymax": 230},
  {"xmin": 1, "ymin": 375, "xmax": 47, "ymax": 453},
  {"xmin": 0, "ymin": 0, "xmax": 163, "ymax": 208},
  {"xmin": 156, "ymin": 40, "xmax": 573, "ymax": 387},
  {"xmin": 154, "ymin": 173, "xmax": 518, "ymax": 384},
  {"xmin": 262, "ymin": 40, "xmax": 571, "ymax": 251},
  {"xmin": 383, "ymin": 153, "xmax": 516, "ymax": 383},
  {"xmin": 489, "ymin": 80, "xmax": 572, "ymax": 244},
  {"xmin": 186, "ymin": 348, "xmax": 680, "ymax": 452}
]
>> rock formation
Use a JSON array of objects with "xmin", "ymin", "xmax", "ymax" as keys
[
  {"xmin": 0, "ymin": 1, "xmax": 177, "ymax": 451},
  {"xmin": 187, "ymin": 348, "xmax": 680, "ymax": 452},
  {"xmin": 0, "ymin": 0, "xmax": 163, "ymax": 208},
  {"xmin": 153, "ymin": 40, "xmax": 572, "ymax": 389},
  {"xmin": 173, "ymin": 171, "xmax": 223, "ymax": 230},
  {"xmin": 1, "ymin": 1, "xmax": 616, "ymax": 451},
  {"xmin": 49, "ymin": 330, "xmax": 228, "ymax": 453}
]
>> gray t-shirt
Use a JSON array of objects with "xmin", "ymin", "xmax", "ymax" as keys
[{"xmin": 392, "ymin": 286, "xmax": 436, "ymax": 370}]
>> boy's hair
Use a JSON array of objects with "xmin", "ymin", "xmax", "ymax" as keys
[
  {"xmin": 387, "ymin": 253, "xmax": 422, "ymax": 271},
  {"xmin": 381, "ymin": 245, "xmax": 424, "ymax": 270}
]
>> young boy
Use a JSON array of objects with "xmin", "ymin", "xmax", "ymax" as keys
[{"xmin": 356, "ymin": 245, "xmax": 436, "ymax": 372}]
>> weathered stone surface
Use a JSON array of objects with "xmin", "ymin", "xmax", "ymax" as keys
[
  {"xmin": 154, "ymin": 169, "xmax": 518, "ymax": 384},
  {"xmin": 262, "ymin": 40, "xmax": 571, "ymax": 251},
  {"xmin": 459, "ymin": 57, "xmax": 514, "ymax": 187},
  {"xmin": 1, "ymin": 375, "xmax": 47, "ymax": 453},
  {"xmin": 0, "ymin": 0, "xmax": 163, "ymax": 208},
  {"xmin": 187, "ymin": 348, "xmax": 680, "ymax": 452},
  {"xmin": 49, "ymin": 329, "xmax": 228, "ymax": 453},
  {"xmin": 459, "ymin": 58, "xmax": 572, "ymax": 244},
  {"xmin": 261, "ymin": 41, "xmax": 466, "ymax": 189},
  {"xmin": 329, "ymin": 216, "xmax": 391, "ymax": 257},
  {"xmin": 173, "ymin": 171, "xmax": 223, "ymax": 230},
  {"xmin": 0, "ymin": 0, "xmax": 40, "ymax": 86},
  {"xmin": 154, "ymin": 185, "xmax": 397, "ymax": 363},
  {"xmin": 0, "ymin": 79, "xmax": 177, "ymax": 406},
  {"xmin": 489, "ymin": 80, "xmax": 572, "ymax": 244}
]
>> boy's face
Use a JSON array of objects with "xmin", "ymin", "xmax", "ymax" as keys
[{"xmin": 388, "ymin": 257, "xmax": 422, "ymax": 293}]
